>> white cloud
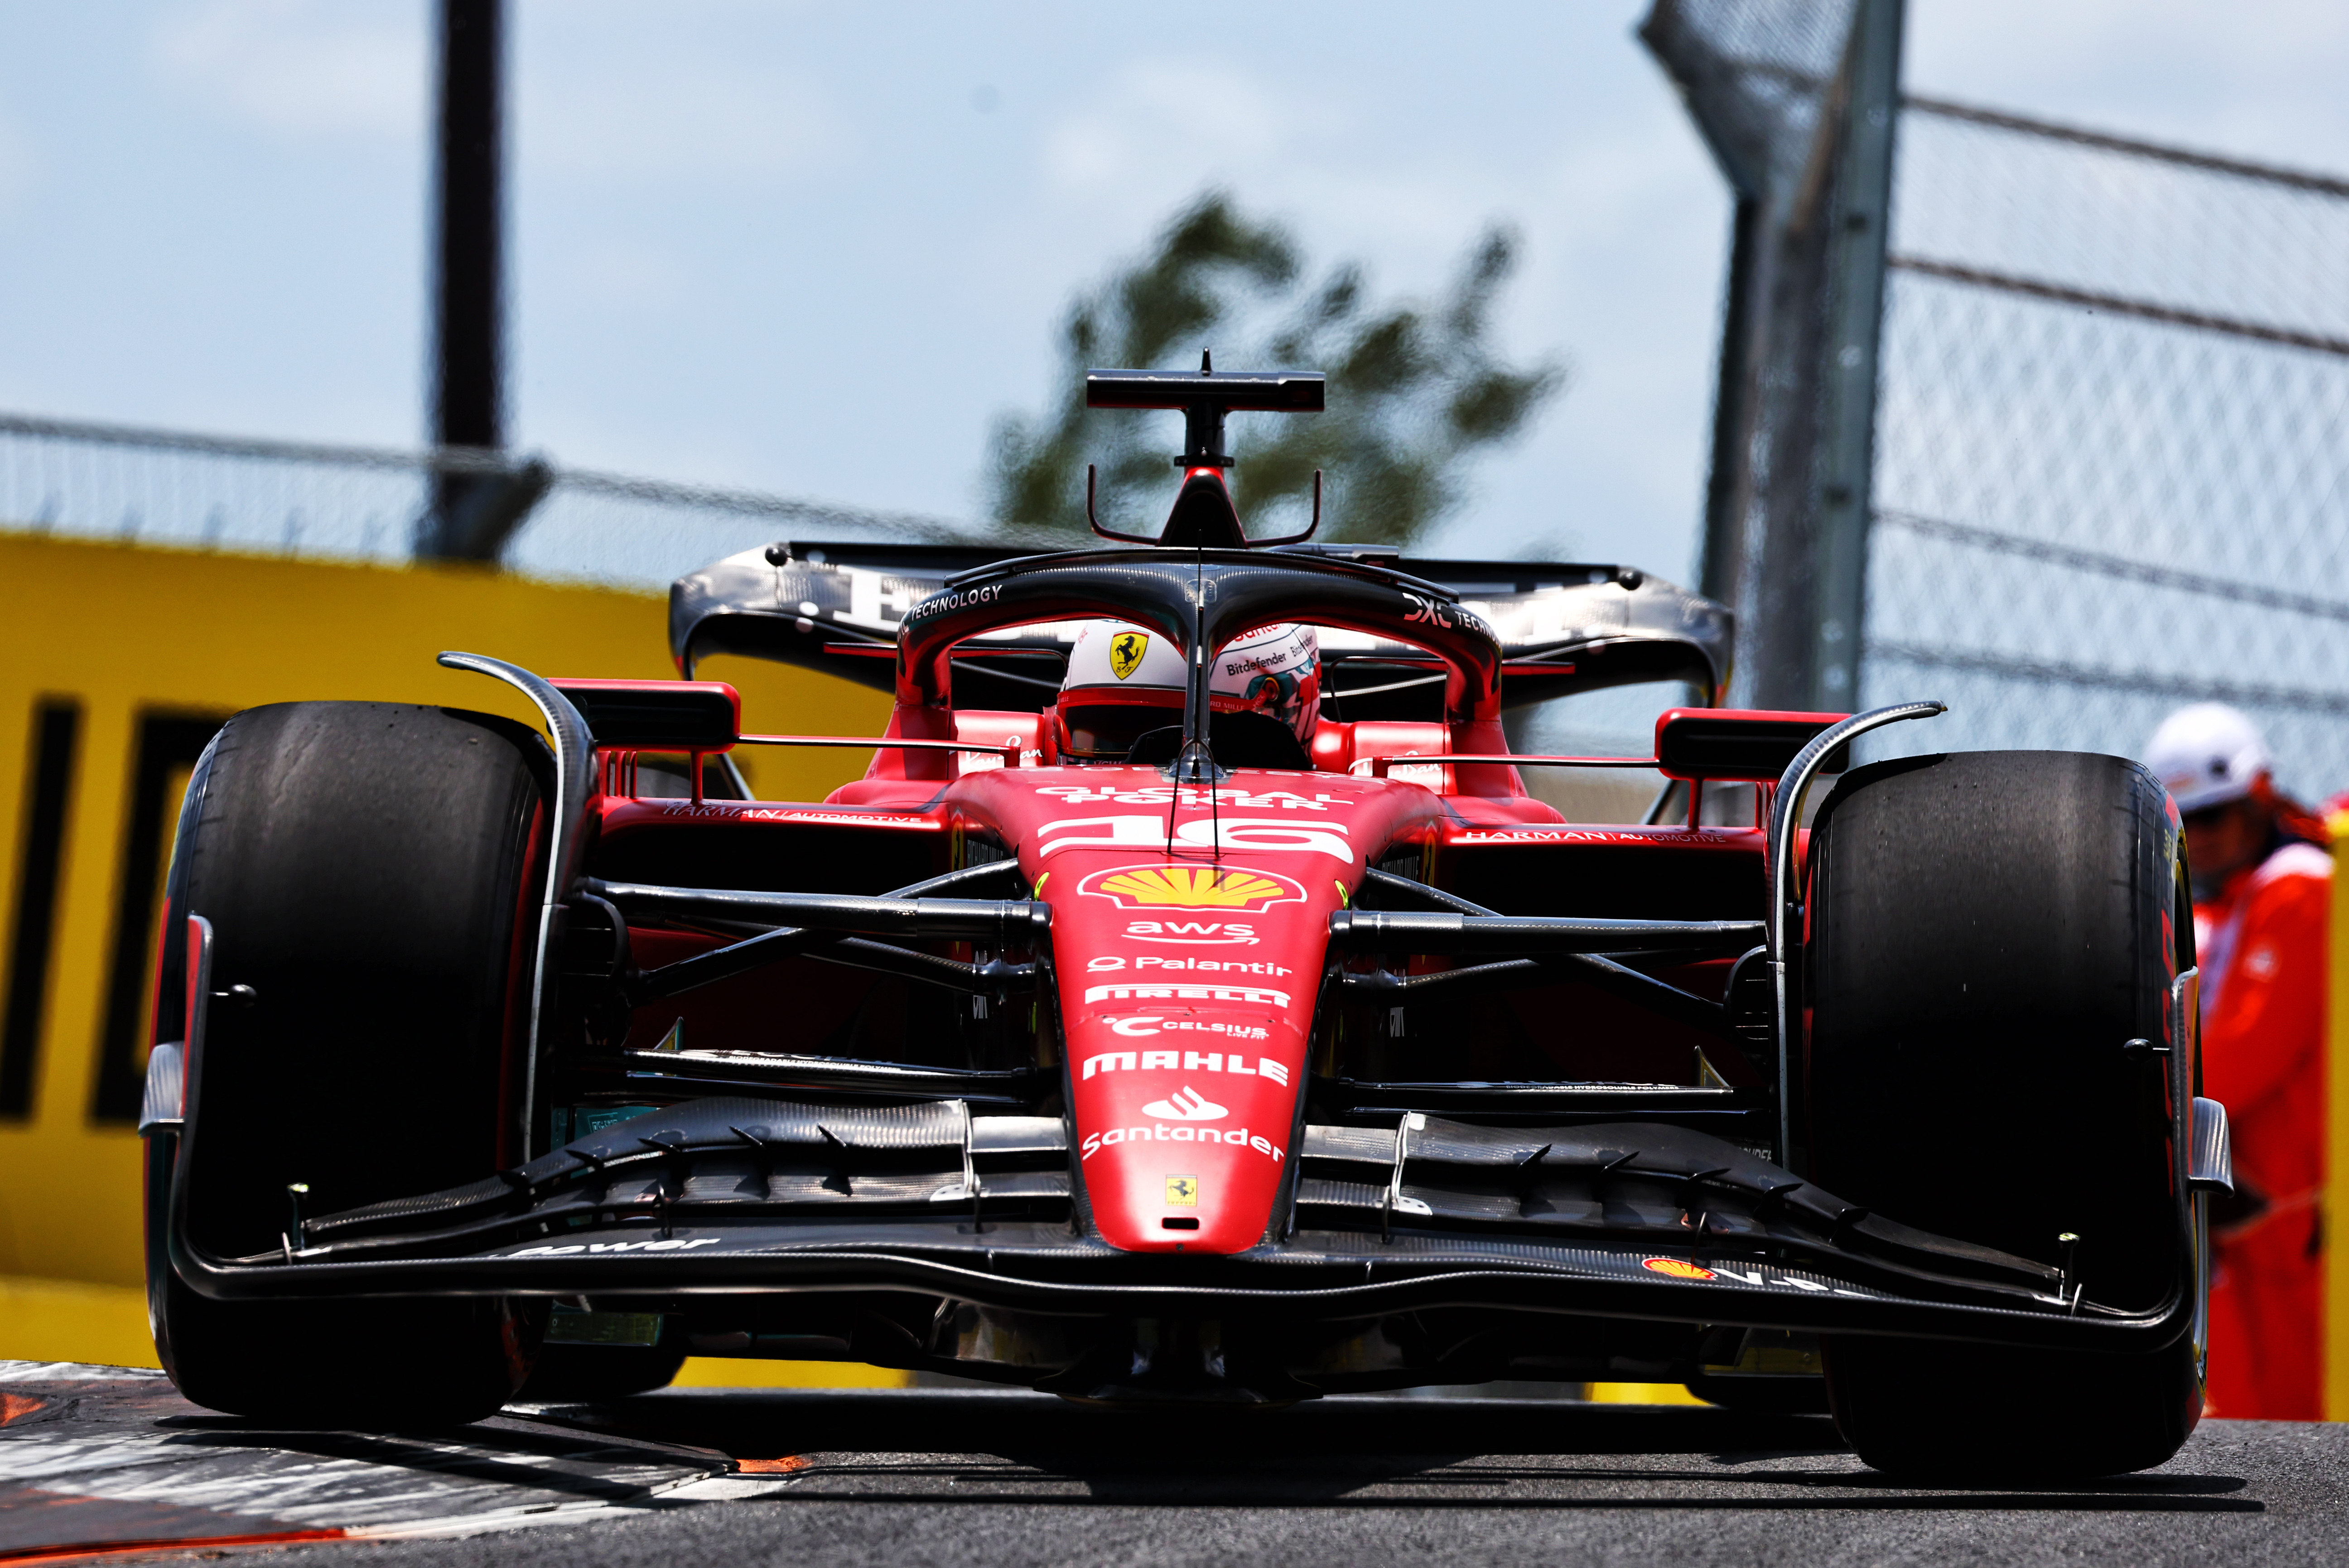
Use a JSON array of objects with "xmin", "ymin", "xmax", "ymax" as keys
[{"xmin": 149, "ymin": 0, "xmax": 424, "ymax": 140}]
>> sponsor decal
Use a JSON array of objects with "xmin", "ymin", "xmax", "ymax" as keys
[
  {"xmin": 507, "ymin": 1237, "xmax": 723, "ymax": 1258},
  {"xmin": 1084, "ymin": 981, "xmax": 1291, "ymax": 1008},
  {"xmin": 1396, "ymin": 593, "xmax": 1492, "ymax": 637},
  {"xmin": 1453, "ymin": 827, "xmax": 1726, "ymax": 846},
  {"xmin": 1402, "ymin": 592, "xmax": 1454, "ymax": 629},
  {"xmin": 1080, "ymin": 1125, "xmax": 1284, "ymax": 1161},
  {"xmin": 1084, "ymin": 1048, "xmax": 1288, "ymax": 1081},
  {"xmin": 1641, "ymin": 1256, "xmax": 1717, "ymax": 1281},
  {"xmin": 1110, "ymin": 631, "xmax": 1150, "ymax": 680},
  {"xmin": 1704, "ymin": 1268, "xmax": 1852, "ymax": 1293},
  {"xmin": 1124, "ymin": 918, "xmax": 1256, "ymax": 945},
  {"xmin": 1398, "ymin": 592, "xmax": 1491, "ymax": 635},
  {"xmin": 647, "ymin": 802, "xmax": 936, "ymax": 828},
  {"xmin": 1141, "ymin": 1085, "xmax": 1226, "ymax": 1121},
  {"xmin": 1102, "ymin": 1016, "xmax": 1272, "ymax": 1042},
  {"xmin": 1085, "ymin": 955, "xmax": 1292, "ymax": 977},
  {"xmin": 1038, "ymin": 785, "xmax": 1348, "ymax": 810},
  {"xmin": 1166, "ymin": 1175, "xmax": 1199, "ymax": 1206},
  {"xmin": 1039, "ymin": 815, "xmax": 1353, "ymax": 861},
  {"xmin": 1080, "ymin": 864, "xmax": 1305, "ymax": 912},
  {"xmin": 905, "ymin": 581, "xmax": 1003, "ymax": 620}
]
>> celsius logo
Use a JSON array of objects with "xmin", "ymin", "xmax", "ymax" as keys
[
  {"xmin": 1104, "ymin": 1015, "xmax": 1270, "ymax": 1042},
  {"xmin": 1140, "ymin": 1086, "xmax": 1227, "ymax": 1122},
  {"xmin": 1078, "ymin": 864, "xmax": 1306, "ymax": 912}
]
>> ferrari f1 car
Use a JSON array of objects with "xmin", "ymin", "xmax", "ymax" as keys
[{"xmin": 143, "ymin": 368, "xmax": 2230, "ymax": 1477}]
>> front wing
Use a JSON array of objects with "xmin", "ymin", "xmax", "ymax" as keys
[{"xmin": 162, "ymin": 1095, "xmax": 2198, "ymax": 1356}]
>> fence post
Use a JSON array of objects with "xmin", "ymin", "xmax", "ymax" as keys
[{"xmin": 1805, "ymin": 0, "xmax": 1903, "ymax": 712}]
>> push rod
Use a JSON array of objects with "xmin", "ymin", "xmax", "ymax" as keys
[
  {"xmin": 1329, "ymin": 909, "xmax": 1763, "ymax": 956},
  {"xmin": 584, "ymin": 878, "xmax": 1050, "ymax": 943}
]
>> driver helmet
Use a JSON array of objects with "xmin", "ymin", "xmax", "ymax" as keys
[
  {"xmin": 1055, "ymin": 620, "xmax": 1321, "ymax": 762},
  {"xmin": 2145, "ymin": 702, "xmax": 2272, "ymax": 814}
]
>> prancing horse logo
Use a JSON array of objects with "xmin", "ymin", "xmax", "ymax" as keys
[{"xmin": 1110, "ymin": 631, "xmax": 1149, "ymax": 680}]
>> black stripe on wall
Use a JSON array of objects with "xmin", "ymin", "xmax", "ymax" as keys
[
  {"xmin": 0, "ymin": 700, "xmax": 84, "ymax": 1118},
  {"xmin": 92, "ymin": 711, "xmax": 225, "ymax": 1124}
]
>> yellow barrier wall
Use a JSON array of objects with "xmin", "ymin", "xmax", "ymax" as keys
[{"xmin": 0, "ymin": 532, "xmax": 889, "ymax": 1319}]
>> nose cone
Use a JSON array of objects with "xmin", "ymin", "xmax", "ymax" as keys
[
  {"xmin": 1072, "ymin": 1010, "xmax": 1307, "ymax": 1252},
  {"xmin": 1051, "ymin": 859, "xmax": 1334, "ymax": 1254}
]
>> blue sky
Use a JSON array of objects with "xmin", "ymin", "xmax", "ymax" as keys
[{"xmin": 0, "ymin": 0, "xmax": 2345, "ymax": 582}]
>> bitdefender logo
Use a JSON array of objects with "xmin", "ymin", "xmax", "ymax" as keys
[{"xmin": 1140, "ymin": 1086, "xmax": 1227, "ymax": 1122}]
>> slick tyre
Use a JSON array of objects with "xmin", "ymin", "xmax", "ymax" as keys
[
  {"xmin": 144, "ymin": 702, "xmax": 549, "ymax": 1427},
  {"xmin": 1806, "ymin": 750, "xmax": 2199, "ymax": 1479}
]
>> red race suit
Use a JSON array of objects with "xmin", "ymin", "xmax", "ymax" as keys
[{"xmin": 2197, "ymin": 838, "xmax": 2330, "ymax": 1420}]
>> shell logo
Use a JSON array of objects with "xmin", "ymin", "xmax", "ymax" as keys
[
  {"xmin": 1640, "ymin": 1257, "xmax": 1717, "ymax": 1282},
  {"xmin": 1079, "ymin": 864, "xmax": 1307, "ymax": 912}
]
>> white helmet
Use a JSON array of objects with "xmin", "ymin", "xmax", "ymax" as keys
[
  {"xmin": 1056, "ymin": 620, "xmax": 1321, "ymax": 760},
  {"xmin": 2145, "ymin": 702, "xmax": 2272, "ymax": 814}
]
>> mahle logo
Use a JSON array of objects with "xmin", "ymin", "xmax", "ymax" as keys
[
  {"xmin": 1110, "ymin": 631, "xmax": 1150, "ymax": 680},
  {"xmin": 1079, "ymin": 864, "xmax": 1305, "ymax": 913}
]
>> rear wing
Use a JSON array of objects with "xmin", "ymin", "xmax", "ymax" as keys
[{"xmin": 669, "ymin": 540, "xmax": 1733, "ymax": 712}]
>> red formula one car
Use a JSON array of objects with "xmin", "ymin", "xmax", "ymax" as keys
[{"xmin": 144, "ymin": 368, "xmax": 2229, "ymax": 1476}]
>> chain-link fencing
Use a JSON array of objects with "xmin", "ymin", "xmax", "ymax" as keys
[
  {"xmin": 0, "ymin": 410, "xmax": 970, "ymax": 594},
  {"xmin": 1863, "ymin": 98, "xmax": 2349, "ymax": 799},
  {"xmin": 1649, "ymin": 0, "xmax": 2349, "ymax": 799}
]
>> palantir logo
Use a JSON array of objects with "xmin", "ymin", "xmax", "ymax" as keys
[{"xmin": 1140, "ymin": 1086, "xmax": 1228, "ymax": 1122}]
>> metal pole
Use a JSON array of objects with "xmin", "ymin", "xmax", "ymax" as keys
[
  {"xmin": 1697, "ymin": 195, "xmax": 1761, "ymax": 611},
  {"xmin": 424, "ymin": 0, "xmax": 506, "ymax": 561},
  {"xmin": 1805, "ymin": 0, "xmax": 1905, "ymax": 712}
]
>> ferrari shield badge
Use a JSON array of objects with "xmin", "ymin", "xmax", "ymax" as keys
[
  {"xmin": 1166, "ymin": 1176, "xmax": 1199, "ymax": 1206},
  {"xmin": 1110, "ymin": 631, "xmax": 1150, "ymax": 680}
]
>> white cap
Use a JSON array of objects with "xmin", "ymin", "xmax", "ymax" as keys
[
  {"xmin": 1062, "ymin": 621, "xmax": 1191, "ymax": 690},
  {"xmin": 1061, "ymin": 620, "xmax": 1322, "ymax": 748},
  {"xmin": 2145, "ymin": 702, "xmax": 2272, "ymax": 813}
]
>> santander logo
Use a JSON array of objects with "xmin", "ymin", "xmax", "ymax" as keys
[{"xmin": 1140, "ymin": 1086, "xmax": 1228, "ymax": 1122}]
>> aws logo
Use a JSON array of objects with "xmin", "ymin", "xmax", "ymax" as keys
[
  {"xmin": 1078, "ymin": 864, "xmax": 1306, "ymax": 912},
  {"xmin": 1126, "ymin": 919, "xmax": 1255, "ymax": 946}
]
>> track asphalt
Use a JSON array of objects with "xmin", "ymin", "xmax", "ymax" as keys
[{"xmin": 1, "ymin": 1366, "xmax": 2340, "ymax": 1566}]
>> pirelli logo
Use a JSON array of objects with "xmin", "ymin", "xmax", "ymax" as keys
[{"xmin": 1082, "ymin": 982, "xmax": 1291, "ymax": 1008}]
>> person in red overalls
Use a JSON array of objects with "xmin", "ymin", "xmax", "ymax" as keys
[{"xmin": 2146, "ymin": 702, "xmax": 2330, "ymax": 1419}]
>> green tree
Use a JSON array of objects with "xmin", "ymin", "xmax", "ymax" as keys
[{"xmin": 987, "ymin": 190, "xmax": 1567, "ymax": 547}]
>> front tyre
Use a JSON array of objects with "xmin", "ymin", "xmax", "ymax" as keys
[
  {"xmin": 1806, "ymin": 750, "xmax": 2199, "ymax": 1478},
  {"xmin": 145, "ymin": 702, "xmax": 549, "ymax": 1426}
]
